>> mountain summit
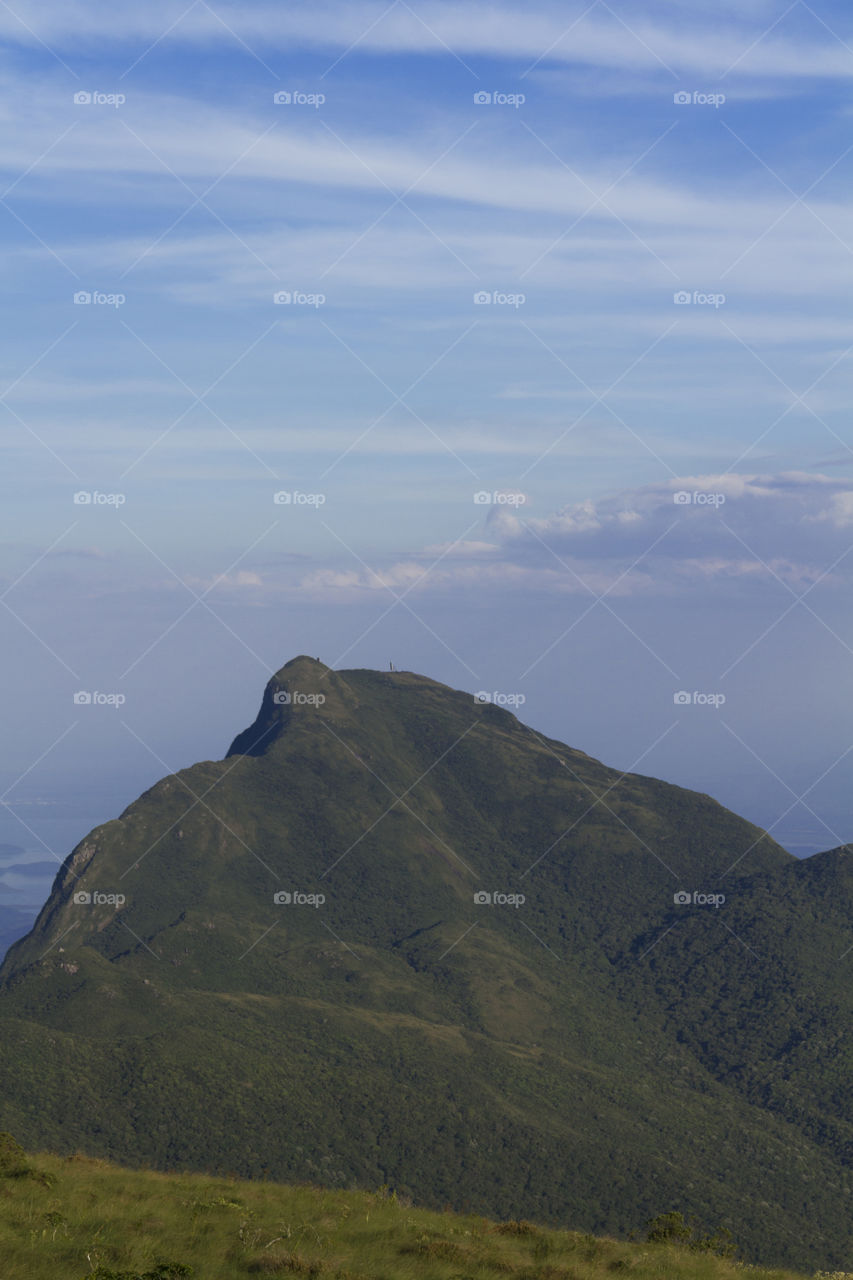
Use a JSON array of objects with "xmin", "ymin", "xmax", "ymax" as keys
[
  {"xmin": 226, "ymin": 656, "xmax": 362, "ymax": 756},
  {"xmin": 1, "ymin": 660, "xmax": 851, "ymax": 1269}
]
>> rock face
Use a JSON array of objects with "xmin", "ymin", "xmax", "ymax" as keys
[{"xmin": 0, "ymin": 656, "xmax": 851, "ymax": 1271}]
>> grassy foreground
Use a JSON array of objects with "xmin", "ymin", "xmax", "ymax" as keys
[{"xmin": 0, "ymin": 1139, "xmax": 820, "ymax": 1280}]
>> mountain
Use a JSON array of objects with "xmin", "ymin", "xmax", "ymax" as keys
[{"xmin": 0, "ymin": 657, "xmax": 851, "ymax": 1271}]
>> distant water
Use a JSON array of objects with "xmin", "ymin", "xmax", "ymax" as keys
[
  {"xmin": 759, "ymin": 820, "xmax": 849, "ymax": 860},
  {"xmin": 0, "ymin": 906, "xmax": 38, "ymax": 964},
  {"xmin": 0, "ymin": 809, "xmax": 112, "ymax": 962},
  {"xmin": 0, "ymin": 843, "xmax": 56, "ymax": 962}
]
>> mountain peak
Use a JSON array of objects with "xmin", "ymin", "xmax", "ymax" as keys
[
  {"xmin": 272, "ymin": 653, "xmax": 329, "ymax": 679},
  {"xmin": 227, "ymin": 657, "xmax": 468, "ymax": 761},
  {"xmin": 226, "ymin": 656, "xmax": 361, "ymax": 757}
]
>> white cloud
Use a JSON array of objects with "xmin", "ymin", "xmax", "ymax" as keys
[
  {"xmin": 2, "ymin": 101, "xmax": 843, "ymax": 240},
  {"xmin": 422, "ymin": 538, "xmax": 499, "ymax": 556},
  {"xmin": 298, "ymin": 557, "xmax": 619, "ymax": 598},
  {"xmin": 2, "ymin": 83, "xmax": 849, "ymax": 326},
  {"xmin": 0, "ymin": 2, "xmax": 850, "ymax": 80},
  {"xmin": 184, "ymin": 570, "xmax": 264, "ymax": 590},
  {"xmin": 510, "ymin": 471, "xmax": 853, "ymax": 569},
  {"xmin": 806, "ymin": 489, "xmax": 853, "ymax": 528},
  {"xmin": 295, "ymin": 471, "xmax": 853, "ymax": 600}
]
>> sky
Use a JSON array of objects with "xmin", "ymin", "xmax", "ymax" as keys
[{"xmin": 2, "ymin": 0, "xmax": 853, "ymax": 936}]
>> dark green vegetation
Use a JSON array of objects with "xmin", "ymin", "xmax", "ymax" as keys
[
  {"xmin": 0, "ymin": 1140, "xmax": 811, "ymax": 1280},
  {"xmin": 0, "ymin": 658, "xmax": 851, "ymax": 1271}
]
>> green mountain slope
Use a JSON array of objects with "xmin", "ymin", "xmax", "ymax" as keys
[
  {"xmin": 0, "ymin": 658, "xmax": 850, "ymax": 1271},
  {"xmin": 0, "ymin": 1138, "xmax": 804, "ymax": 1280}
]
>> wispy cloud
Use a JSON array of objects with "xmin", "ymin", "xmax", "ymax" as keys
[
  {"xmin": 0, "ymin": 2, "xmax": 850, "ymax": 80},
  {"xmin": 275, "ymin": 472, "xmax": 853, "ymax": 601}
]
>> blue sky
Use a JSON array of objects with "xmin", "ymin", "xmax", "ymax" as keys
[{"xmin": 2, "ymin": 0, "xmax": 853, "ymax": 931}]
